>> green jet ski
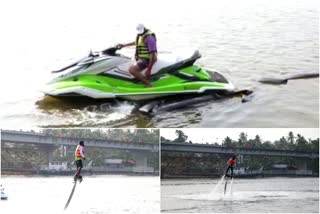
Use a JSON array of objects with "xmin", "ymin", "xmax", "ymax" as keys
[{"xmin": 43, "ymin": 47, "xmax": 235, "ymax": 101}]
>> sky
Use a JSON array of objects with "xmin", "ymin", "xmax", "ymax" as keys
[{"xmin": 160, "ymin": 128, "xmax": 319, "ymax": 144}]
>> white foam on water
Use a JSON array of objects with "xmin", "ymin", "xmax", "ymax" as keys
[
  {"xmin": 39, "ymin": 102, "xmax": 135, "ymax": 127},
  {"xmin": 174, "ymin": 177, "xmax": 318, "ymax": 203},
  {"xmin": 174, "ymin": 176, "xmax": 231, "ymax": 201},
  {"xmin": 175, "ymin": 189, "xmax": 317, "ymax": 202}
]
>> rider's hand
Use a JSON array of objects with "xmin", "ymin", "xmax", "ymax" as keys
[{"xmin": 116, "ymin": 44, "xmax": 123, "ymax": 49}]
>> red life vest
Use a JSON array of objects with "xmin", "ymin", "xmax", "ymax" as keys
[
  {"xmin": 228, "ymin": 158, "xmax": 235, "ymax": 166},
  {"xmin": 75, "ymin": 145, "xmax": 84, "ymax": 158}
]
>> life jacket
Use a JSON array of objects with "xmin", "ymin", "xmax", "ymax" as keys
[
  {"xmin": 228, "ymin": 158, "xmax": 235, "ymax": 166},
  {"xmin": 135, "ymin": 29, "xmax": 156, "ymax": 59},
  {"xmin": 75, "ymin": 145, "xmax": 84, "ymax": 160}
]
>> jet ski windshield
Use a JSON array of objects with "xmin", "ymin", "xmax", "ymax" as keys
[
  {"xmin": 209, "ymin": 71, "xmax": 230, "ymax": 84},
  {"xmin": 102, "ymin": 46, "xmax": 120, "ymax": 56}
]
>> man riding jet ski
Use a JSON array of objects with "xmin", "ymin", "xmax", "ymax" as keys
[
  {"xmin": 44, "ymin": 37, "xmax": 235, "ymax": 101},
  {"xmin": 117, "ymin": 23, "xmax": 157, "ymax": 87}
]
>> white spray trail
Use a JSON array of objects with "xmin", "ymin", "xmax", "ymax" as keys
[
  {"xmin": 208, "ymin": 175, "xmax": 226, "ymax": 199},
  {"xmin": 229, "ymin": 177, "xmax": 234, "ymax": 196},
  {"xmin": 208, "ymin": 176, "xmax": 235, "ymax": 200}
]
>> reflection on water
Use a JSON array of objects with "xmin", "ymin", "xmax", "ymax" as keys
[{"xmin": 0, "ymin": 0, "xmax": 318, "ymax": 128}]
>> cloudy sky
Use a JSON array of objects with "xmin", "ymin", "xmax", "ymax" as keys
[{"xmin": 161, "ymin": 128, "xmax": 319, "ymax": 144}]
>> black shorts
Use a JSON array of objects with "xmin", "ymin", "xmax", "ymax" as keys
[
  {"xmin": 136, "ymin": 59, "xmax": 149, "ymax": 71},
  {"xmin": 76, "ymin": 160, "xmax": 83, "ymax": 168}
]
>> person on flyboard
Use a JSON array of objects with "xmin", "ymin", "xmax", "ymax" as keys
[
  {"xmin": 225, "ymin": 156, "xmax": 236, "ymax": 178},
  {"xmin": 74, "ymin": 141, "xmax": 86, "ymax": 182}
]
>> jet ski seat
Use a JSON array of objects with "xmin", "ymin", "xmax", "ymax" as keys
[
  {"xmin": 104, "ymin": 49, "xmax": 202, "ymax": 80},
  {"xmin": 144, "ymin": 49, "xmax": 202, "ymax": 76}
]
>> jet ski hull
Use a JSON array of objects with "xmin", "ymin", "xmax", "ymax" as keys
[
  {"xmin": 44, "ymin": 72, "xmax": 235, "ymax": 101},
  {"xmin": 44, "ymin": 86, "xmax": 234, "ymax": 101}
]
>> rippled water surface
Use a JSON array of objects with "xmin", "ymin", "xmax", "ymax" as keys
[
  {"xmin": 0, "ymin": 0, "xmax": 318, "ymax": 128},
  {"xmin": 161, "ymin": 177, "xmax": 319, "ymax": 213},
  {"xmin": 0, "ymin": 175, "xmax": 159, "ymax": 214}
]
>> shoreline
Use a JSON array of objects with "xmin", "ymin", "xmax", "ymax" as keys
[{"xmin": 160, "ymin": 174, "xmax": 319, "ymax": 179}]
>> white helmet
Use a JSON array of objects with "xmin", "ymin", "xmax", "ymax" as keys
[{"xmin": 136, "ymin": 23, "xmax": 145, "ymax": 34}]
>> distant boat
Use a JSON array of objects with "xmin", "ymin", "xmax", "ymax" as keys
[
  {"xmin": 233, "ymin": 166, "xmax": 264, "ymax": 178},
  {"xmin": 1, "ymin": 185, "xmax": 8, "ymax": 200}
]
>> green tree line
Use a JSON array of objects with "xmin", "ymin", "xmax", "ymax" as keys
[
  {"xmin": 162, "ymin": 130, "xmax": 319, "ymax": 152},
  {"xmin": 41, "ymin": 128, "xmax": 159, "ymax": 144}
]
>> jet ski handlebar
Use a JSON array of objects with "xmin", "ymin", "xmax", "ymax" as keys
[
  {"xmin": 51, "ymin": 46, "xmax": 121, "ymax": 73},
  {"xmin": 101, "ymin": 46, "xmax": 121, "ymax": 55}
]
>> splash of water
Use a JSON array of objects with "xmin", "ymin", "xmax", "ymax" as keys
[
  {"xmin": 208, "ymin": 176, "xmax": 225, "ymax": 199},
  {"xmin": 208, "ymin": 176, "xmax": 234, "ymax": 200},
  {"xmin": 229, "ymin": 177, "xmax": 234, "ymax": 196}
]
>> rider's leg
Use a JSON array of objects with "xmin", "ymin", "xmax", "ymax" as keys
[
  {"xmin": 225, "ymin": 166, "xmax": 230, "ymax": 176},
  {"xmin": 78, "ymin": 160, "xmax": 83, "ymax": 178},
  {"xmin": 129, "ymin": 61, "xmax": 152, "ymax": 87},
  {"xmin": 74, "ymin": 160, "xmax": 83, "ymax": 181}
]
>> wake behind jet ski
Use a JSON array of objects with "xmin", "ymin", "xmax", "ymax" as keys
[{"xmin": 43, "ymin": 46, "xmax": 236, "ymax": 101}]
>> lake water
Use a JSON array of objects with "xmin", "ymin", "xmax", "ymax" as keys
[
  {"xmin": 0, "ymin": 175, "xmax": 160, "ymax": 214},
  {"xmin": 0, "ymin": 0, "xmax": 318, "ymax": 128},
  {"xmin": 161, "ymin": 177, "xmax": 319, "ymax": 213}
]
